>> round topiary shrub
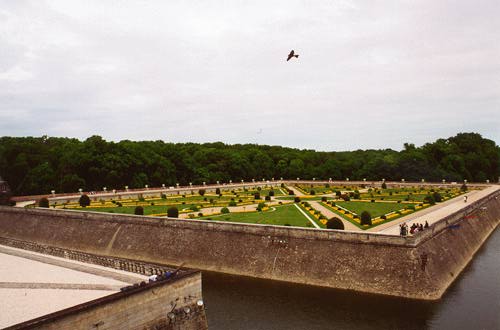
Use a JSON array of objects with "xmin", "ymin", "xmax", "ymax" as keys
[
  {"xmin": 381, "ymin": 182, "xmax": 387, "ymax": 189},
  {"xmin": 134, "ymin": 206, "xmax": 144, "ymax": 215},
  {"xmin": 79, "ymin": 194, "xmax": 90, "ymax": 207},
  {"xmin": 215, "ymin": 188, "xmax": 221, "ymax": 195},
  {"xmin": 294, "ymin": 196, "xmax": 301, "ymax": 203},
  {"xmin": 321, "ymin": 196, "xmax": 327, "ymax": 202},
  {"xmin": 424, "ymin": 195, "xmax": 435, "ymax": 205},
  {"xmin": 254, "ymin": 193, "xmax": 261, "ymax": 199},
  {"xmin": 167, "ymin": 206, "xmax": 179, "ymax": 218},
  {"xmin": 360, "ymin": 211, "xmax": 372, "ymax": 226},
  {"xmin": 310, "ymin": 190, "xmax": 315, "ymax": 195},
  {"xmin": 198, "ymin": 189, "xmax": 206, "ymax": 196},
  {"xmin": 288, "ymin": 190, "xmax": 295, "ymax": 195},
  {"xmin": 228, "ymin": 201, "xmax": 237, "ymax": 207},
  {"xmin": 38, "ymin": 197, "xmax": 49, "ymax": 208},
  {"xmin": 268, "ymin": 190, "xmax": 275, "ymax": 197},
  {"xmin": 265, "ymin": 195, "xmax": 271, "ymax": 201},
  {"xmin": 326, "ymin": 217, "xmax": 344, "ymax": 230},
  {"xmin": 258, "ymin": 202, "xmax": 266, "ymax": 208},
  {"xmin": 432, "ymin": 192, "xmax": 442, "ymax": 202},
  {"xmin": 221, "ymin": 207, "xmax": 230, "ymax": 214}
]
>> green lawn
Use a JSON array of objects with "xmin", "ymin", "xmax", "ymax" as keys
[
  {"xmin": 335, "ymin": 201, "xmax": 412, "ymax": 218},
  {"xmin": 320, "ymin": 202, "xmax": 418, "ymax": 230},
  {"xmin": 319, "ymin": 203, "xmax": 365, "ymax": 229},
  {"xmin": 199, "ymin": 204, "xmax": 313, "ymax": 227},
  {"xmin": 75, "ymin": 203, "xmax": 198, "ymax": 215},
  {"xmin": 360, "ymin": 194, "xmax": 429, "ymax": 202}
]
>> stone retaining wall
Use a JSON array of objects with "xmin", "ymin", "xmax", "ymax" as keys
[{"xmin": 1, "ymin": 187, "xmax": 499, "ymax": 300}]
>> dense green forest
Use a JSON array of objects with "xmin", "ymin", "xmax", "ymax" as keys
[{"xmin": 0, "ymin": 133, "xmax": 498, "ymax": 195}]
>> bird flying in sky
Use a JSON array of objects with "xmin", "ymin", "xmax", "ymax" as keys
[{"xmin": 286, "ymin": 50, "xmax": 299, "ymax": 61}]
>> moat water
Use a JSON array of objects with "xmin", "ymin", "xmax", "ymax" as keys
[{"xmin": 203, "ymin": 228, "xmax": 500, "ymax": 330}]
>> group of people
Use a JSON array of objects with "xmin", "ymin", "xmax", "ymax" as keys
[
  {"xmin": 120, "ymin": 270, "xmax": 177, "ymax": 292},
  {"xmin": 149, "ymin": 270, "xmax": 174, "ymax": 283},
  {"xmin": 399, "ymin": 221, "xmax": 429, "ymax": 236}
]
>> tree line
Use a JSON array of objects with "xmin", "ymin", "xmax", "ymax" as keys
[{"xmin": 0, "ymin": 132, "xmax": 498, "ymax": 195}]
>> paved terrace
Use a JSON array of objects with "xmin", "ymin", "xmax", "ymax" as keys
[{"xmin": 0, "ymin": 245, "xmax": 147, "ymax": 328}]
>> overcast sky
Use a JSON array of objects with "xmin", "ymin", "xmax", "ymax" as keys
[{"xmin": 0, "ymin": 0, "xmax": 499, "ymax": 151}]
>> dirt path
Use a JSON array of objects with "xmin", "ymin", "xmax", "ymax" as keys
[
  {"xmin": 308, "ymin": 201, "xmax": 360, "ymax": 231},
  {"xmin": 284, "ymin": 185, "xmax": 306, "ymax": 197}
]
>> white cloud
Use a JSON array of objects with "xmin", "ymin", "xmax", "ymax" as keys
[{"xmin": 0, "ymin": 0, "xmax": 498, "ymax": 150}]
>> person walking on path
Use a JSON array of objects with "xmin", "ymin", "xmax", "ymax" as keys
[{"xmin": 464, "ymin": 195, "xmax": 468, "ymax": 203}]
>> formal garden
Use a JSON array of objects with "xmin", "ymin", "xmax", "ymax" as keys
[
  {"xmin": 47, "ymin": 186, "xmax": 285, "ymax": 216},
  {"xmin": 39, "ymin": 182, "xmax": 471, "ymax": 231}
]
